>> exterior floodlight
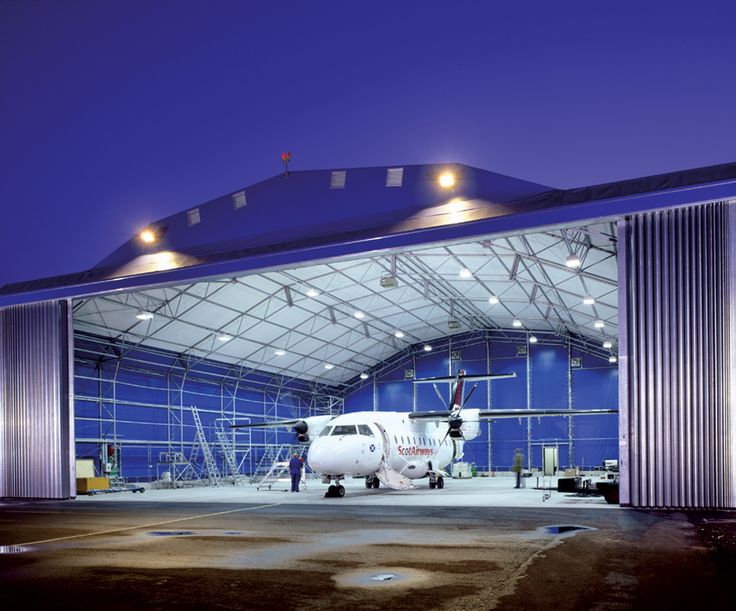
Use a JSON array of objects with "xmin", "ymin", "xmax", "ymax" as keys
[
  {"xmin": 459, "ymin": 268, "xmax": 472, "ymax": 279},
  {"xmin": 512, "ymin": 319, "xmax": 522, "ymax": 328},
  {"xmin": 529, "ymin": 335, "xmax": 538, "ymax": 344},
  {"xmin": 136, "ymin": 311, "xmax": 154, "ymax": 321},
  {"xmin": 274, "ymin": 350, "xmax": 286, "ymax": 356},
  {"xmin": 438, "ymin": 171, "xmax": 456, "ymax": 189},
  {"xmin": 602, "ymin": 340, "xmax": 613, "ymax": 349},
  {"xmin": 217, "ymin": 334, "xmax": 232, "ymax": 342},
  {"xmin": 360, "ymin": 372, "xmax": 369, "ymax": 380},
  {"xmin": 354, "ymin": 311, "xmax": 365, "ymax": 319},
  {"xmin": 139, "ymin": 228, "xmax": 157, "ymax": 244},
  {"xmin": 594, "ymin": 320, "xmax": 605, "ymax": 329},
  {"xmin": 394, "ymin": 330, "xmax": 405, "ymax": 339},
  {"xmin": 583, "ymin": 296, "xmax": 595, "ymax": 305},
  {"xmin": 565, "ymin": 254, "xmax": 581, "ymax": 268},
  {"xmin": 324, "ymin": 363, "xmax": 335, "ymax": 370},
  {"xmin": 488, "ymin": 295, "xmax": 499, "ymax": 305},
  {"xmin": 609, "ymin": 356, "xmax": 618, "ymax": 364},
  {"xmin": 306, "ymin": 288, "xmax": 319, "ymax": 298},
  {"xmin": 423, "ymin": 344, "xmax": 433, "ymax": 352}
]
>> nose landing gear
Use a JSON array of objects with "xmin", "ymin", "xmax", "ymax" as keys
[{"xmin": 325, "ymin": 484, "xmax": 345, "ymax": 498}]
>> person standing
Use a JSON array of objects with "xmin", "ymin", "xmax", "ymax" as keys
[
  {"xmin": 512, "ymin": 448, "xmax": 524, "ymax": 489},
  {"xmin": 289, "ymin": 453, "xmax": 302, "ymax": 492}
]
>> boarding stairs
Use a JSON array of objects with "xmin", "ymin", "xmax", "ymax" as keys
[
  {"xmin": 374, "ymin": 423, "xmax": 414, "ymax": 490},
  {"xmin": 191, "ymin": 406, "xmax": 221, "ymax": 486}
]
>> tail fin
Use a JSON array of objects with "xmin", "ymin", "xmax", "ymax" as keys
[{"xmin": 449, "ymin": 369, "xmax": 466, "ymax": 414}]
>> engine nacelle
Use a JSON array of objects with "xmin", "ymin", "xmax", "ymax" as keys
[
  {"xmin": 292, "ymin": 415, "xmax": 334, "ymax": 443},
  {"xmin": 459, "ymin": 409, "xmax": 481, "ymax": 441}
]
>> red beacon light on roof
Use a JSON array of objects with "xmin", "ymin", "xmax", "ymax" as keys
[{"xmin": 281, "ymin": 151, "xmax": 292, "ymax": 175}]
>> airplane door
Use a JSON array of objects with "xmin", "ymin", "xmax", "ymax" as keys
[{"xmin": 374, "ymin": 422, "xmax": 392, "ymax": 461}]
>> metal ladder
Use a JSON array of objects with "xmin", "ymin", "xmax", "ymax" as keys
[
  {"xmin": 191, "ymin": 406, "xmax": 221, "ymax": 486},
  {"xmin": 214, "ymin": 420, "xmax": 245, "ymax": 483}
]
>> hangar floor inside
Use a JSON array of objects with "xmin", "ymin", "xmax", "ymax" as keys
[{"xmin": 1, "ymin": 478, "xmax": 734, "ymax": 610}]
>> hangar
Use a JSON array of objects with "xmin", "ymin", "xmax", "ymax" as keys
[{"xmin": 0, "ymin": 162, "xmax": 734, "ymax": 509}]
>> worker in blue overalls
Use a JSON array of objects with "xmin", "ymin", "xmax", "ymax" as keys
[{"xmin": 289, "ymin": 453, "xmax": 302, "ymax": 492}]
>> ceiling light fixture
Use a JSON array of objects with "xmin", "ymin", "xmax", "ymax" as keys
[
  {"xmin": 306, "ymin": 288, "xmax": 319, "ymax": 298},
  {"xmin": 488, "ymin": 295, "xmax": 499, "ymax": 305},
  {"xmin": 609, "ymin": 356, "xmax": 618, "ymax": 364},
  {"xmin": 354, "ymin": 310, "xmax": 365, "ymax": 319},
  {"xmin": 512, "ymin": 319, "xmax": 522, "ymax": 328},
  {"xmin": 594, "ymin": 320, "xmax": 605, "ymax": 329},
  {"xmin": 529, "ymin": 335, "xmax": 538, "ymax": 344},
  {"xmin": 394, "ymin": 330, "xmax": 405, "ymax": 339},
  {"xmin": 217, "ymin": 334, "xmax": 232, "ymax": 342},
  {"xmin": 136, "ymin": 311, "xmax": 154, "ymax": 321},
  {"xmin": 324, "ymin": 363, "xmax": 334, "ymax": 370},
  {"xmin": 566, "ymin": 254, "xmax": 581, "ymax": 268},
  {"xmin": 274, "ymin": 350, "xmax": 286, "ymax": 356},
  {"xmin": 602, "ymin": 340, "xmax": 613, "ymax": 349},
  {"xmin": 360, "ymin": 372, "xmax": 369, "ymax": 380},
  {"xmin": 583, "ymin": 296, "xmax": 595, "ymax": 305},
  {"xmin": 459, "ymin": 268, "xmax": 472, "ymax": 279},
  {"xmin": 423, "ymin": 344, "xmax": 433, "ymax": 352}
]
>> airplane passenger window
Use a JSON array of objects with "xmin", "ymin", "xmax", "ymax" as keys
[
  {"xmin": 331, "ymin": 425, "xmax": 358, "ymax": 436},
  {"xmin": 357, "ymin": 424, "xmax": 374, "ymax": 437}
]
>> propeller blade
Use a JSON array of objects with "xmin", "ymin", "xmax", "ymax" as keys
[{"xmin": 461, "ymin": 383, "xmax": 478, "ymax": 408}]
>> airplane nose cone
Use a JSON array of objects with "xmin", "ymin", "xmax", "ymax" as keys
[{"xmin": 308, "ymin": 436, "xmax": 381, "ymax": 475}]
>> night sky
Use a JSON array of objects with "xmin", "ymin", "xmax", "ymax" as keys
[{"xmin": 1, "ymin": 1, "xmax": 735, "ymax": 285}]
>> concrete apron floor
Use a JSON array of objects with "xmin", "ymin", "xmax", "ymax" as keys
[{"xmin": 0, "ymin": 478, "xmax": 733, "ymax": 610}]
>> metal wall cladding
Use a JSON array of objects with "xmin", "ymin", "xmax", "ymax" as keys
[
  {"xmin": 0, "ymin": 301, "xmax": 74, "ymax": 499},
  {"xmin": 619, "ymin": 202, "xmax": 734, "ymax": 508}
]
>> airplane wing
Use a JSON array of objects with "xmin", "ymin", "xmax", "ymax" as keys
[
  {"xmin": 413, "ymin": 372, "xmax": 517, "ymax": 384},
  {"xmin": 230, "ymin": 418, "xmax": 304, "ymax": 429},
  {"xmin": 408, "ymin": 408, "xmax": 616, "ymax": 421}
]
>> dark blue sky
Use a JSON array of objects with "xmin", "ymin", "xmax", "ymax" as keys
[{"xmin": 1, "ymin": 1, "xmax": 735, "ymax": 285}]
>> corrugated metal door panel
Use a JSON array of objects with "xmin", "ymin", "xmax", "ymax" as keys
[
  {"xmin": 0, "ymin": 300, "xmax": 74, "ymax": 499},
  {"xmin": 619, "ymin": 203, "xmax": 734, "ymax": 508}
]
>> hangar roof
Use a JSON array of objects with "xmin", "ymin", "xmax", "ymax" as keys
[
  {"xmin": 10, "ymin": 160, "xmax": 736, "ymax": 387},
  {"xmin": 1, "ymin": 160, "xmax": 735, "ymax": 306}
]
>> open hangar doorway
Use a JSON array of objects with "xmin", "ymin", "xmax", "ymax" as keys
[{"xmin": 70, "ymin": 217, "xmax": 619, "ymax": 492}]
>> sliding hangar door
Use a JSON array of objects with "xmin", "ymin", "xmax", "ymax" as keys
[{"xmin": 1, "ymin": 163, "xmax": 734, "ymax": 508}]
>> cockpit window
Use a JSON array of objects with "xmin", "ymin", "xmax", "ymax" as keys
[
  {"xmin": 319, "ymin": 426, "xmax": 333, "ymax": 437},
  {"xmin": 357, "ymin": 424, "xmax": 374, "ymax": 437},
  {"xmin": 331, "ymin": 425, "xmax": 358, "ymax": 436}
]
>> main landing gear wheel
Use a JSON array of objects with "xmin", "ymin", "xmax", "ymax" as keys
[
  {"xmin": 336, "ymin": 484, "xmax": 345, "ymax": 497},
  {"xmin": 429, "ymin": 481, "xmax": 437, "ymax": 489},
  {"xmin": 365, "ymin": 478, "xmax": 373, "ymax": 489},
  {"xmin": 326, "ymin": 485, "xmax": 336, "ymax": 497},
  {"xmin": 372, "ymin": 478, "xmax": 380, "ymax": 488},
  {"xmin": 436, "ymin": 476, "xmax": 444, "ymax": 489}
]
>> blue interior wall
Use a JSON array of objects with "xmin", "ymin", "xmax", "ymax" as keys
[
  {"xmin": 74, "ymin": 335, "xmax": 317, "ymax": 482},
  {"xmin": 343, "ymin": 331, "xmax": 618, "ymax": 471}
]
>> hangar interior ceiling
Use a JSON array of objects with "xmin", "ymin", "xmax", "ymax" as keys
[{"xmin": 72, "ymin": 220, "xmax": 618, "ymax": 390}]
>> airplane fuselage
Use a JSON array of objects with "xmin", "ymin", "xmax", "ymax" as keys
[{"xmin": 307, "ymin": 411, "xmax": 461, "ymax": 481}]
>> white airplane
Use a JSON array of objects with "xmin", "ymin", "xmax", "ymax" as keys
[{"xmin": 233, "ymin": 370, "xmax": 616, "ymax": 497}]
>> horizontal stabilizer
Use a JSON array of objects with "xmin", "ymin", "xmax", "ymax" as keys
[{"xmin": 413, "ymin": 372, "xmax": 516, "ymax": 384}]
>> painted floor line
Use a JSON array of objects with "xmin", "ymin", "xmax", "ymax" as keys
[{"xmin": 15, "ymin": 503, "xmax": 285, "ymax": 547}]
